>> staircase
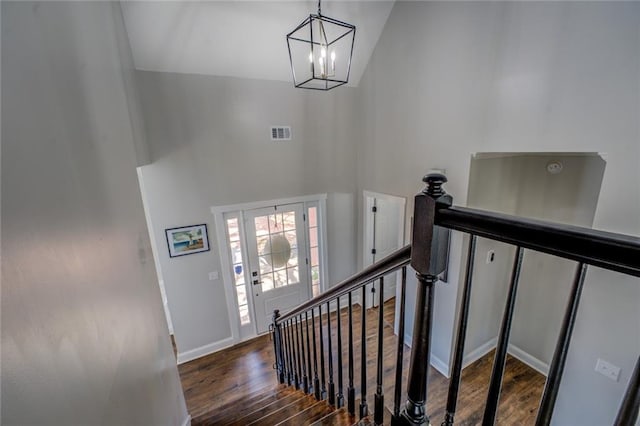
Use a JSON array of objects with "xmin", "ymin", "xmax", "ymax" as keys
[
  {"xmin": 187, "ymin": 174, "xmax": 639, "ymax": 426},
  {"xmin": 196, "ymin": 384, "xmax": 391, "ymax": 425}
]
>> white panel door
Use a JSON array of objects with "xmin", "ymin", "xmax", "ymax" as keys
[
  {"xmin": 364, "ymin": 192, "xmax": 406, "ymax": 306},
  {"xmin": 245, "ymin": 203, "xmax": 310, "ymax": 334}
]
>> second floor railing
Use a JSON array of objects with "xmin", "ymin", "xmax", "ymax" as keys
[{"xmin": 270, "ymin": 173, "xmax": 640, "ymax": 425}]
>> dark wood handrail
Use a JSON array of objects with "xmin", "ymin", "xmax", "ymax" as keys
[
  {"xmin": 436, "ymin": 205, "xmax": 640, "ymax": 277},
  {"xmin": 278, "ymin": 203, "xmax": 640, "ymax": 324},
  {"xmin": 276, "ymin": 245, "xmax": 411, "ymax": 324}
]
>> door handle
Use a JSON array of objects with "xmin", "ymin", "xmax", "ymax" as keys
[{"xmin": 253, "ymin": 279, "xmax": 263, "ymax": 285}]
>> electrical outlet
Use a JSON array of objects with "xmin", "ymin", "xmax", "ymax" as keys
[
  {"xmin": 208, "ymin": 271, "xmax": 219, "ymax": 281},
  {"xmin": 595, "ymin": 358, "xmax": 620, "ymax": 382}
]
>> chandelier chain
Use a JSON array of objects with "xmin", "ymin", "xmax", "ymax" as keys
[{"xmin": 317, "ymin": 0, "xmax": 321, "ymax": 16}]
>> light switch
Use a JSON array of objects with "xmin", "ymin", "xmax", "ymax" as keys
[{"xmin": 208, "ymin": 271, "xmax": 219, "ymax": 281}]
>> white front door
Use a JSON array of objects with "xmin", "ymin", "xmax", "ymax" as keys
[{"xmin": 245, "ymin": 203, "xmax": 310, "ymax": 334}]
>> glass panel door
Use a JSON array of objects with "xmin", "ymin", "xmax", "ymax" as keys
[{"xmin": 245, "ymin": 203, "xmax": 310, "ymax": 333}]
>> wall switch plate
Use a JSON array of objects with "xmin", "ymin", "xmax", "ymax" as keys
[
  {"xmin": 595, "ymin": 358, "xmax": 620, "ymax": 382},
  {"xmin": 208, "ymin": 271, "xmax": 219, "ymax": 281}
]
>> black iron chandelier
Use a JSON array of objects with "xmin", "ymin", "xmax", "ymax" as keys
[{"xmin": 286, "ymin": 0, "xmax": 356, "ymax": 91}]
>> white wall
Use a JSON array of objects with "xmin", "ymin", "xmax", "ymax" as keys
[
  {"xmin": 358, "ymin": 2, "xmax": 639, "ymax": 424},
  {"xmin": 1, "ymin": 2, "xmax": 188, "ymax": 425},
  {"xmin": 137, "ymin": 71, "xmax": 358, "ymax": 358}
]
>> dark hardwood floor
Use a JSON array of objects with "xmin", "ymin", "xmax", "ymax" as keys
[{"xmin": 179, "ymin": 298, "xmax": 545, "ymax": 425}]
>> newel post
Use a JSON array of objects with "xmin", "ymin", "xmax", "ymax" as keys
[
  {"xmin": 272, "ymin": 309, "xmax": 285, "ymax": 384},
  {"xmin": 394, "ymin": 174, "xmax": 452, "ymax": 426}
]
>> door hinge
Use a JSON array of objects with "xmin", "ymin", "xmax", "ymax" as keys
[
  {"xmin": 371, "ymin": 249, "xmax": 377, "ymax": 255},
  {"xmin": 372, "ymin": 206, "xmax": 377, "ymax": 213},
  {"xmin": 306, "ymin": 258, "xmax": 309, "ymax": 265},
  {"xmin": 303, "ymin": 213, "xmax": 306, "ymax": 221}
]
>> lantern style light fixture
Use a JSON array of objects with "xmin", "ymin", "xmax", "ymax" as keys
[{"xmin": 286, "ymin": 0, "xmax": 356, "ymax": 90}]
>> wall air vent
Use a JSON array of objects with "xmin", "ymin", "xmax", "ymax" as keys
[{"xmin": 271, "ymin": 126, "xmax": 292, "ymax": 141}]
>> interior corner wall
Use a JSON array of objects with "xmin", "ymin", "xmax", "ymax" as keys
[
  {"xmin": 136, "ymin": 71, "xmax": 359, "ymax": 356},
  {"xmin": 356, "ymin": 2, "xmax": 639, "ymax": 424},
  {"xmin": 1, "ymin": 2, "xmax": 187, "ymax": 425},
  {"xmin": 111, "ymin": 2, "xmax": 150, "ymax": 167}
]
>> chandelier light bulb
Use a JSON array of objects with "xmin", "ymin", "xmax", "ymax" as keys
[{"xmin": 331, "ymin": 50, "xmax": 336, "ymax": 75}]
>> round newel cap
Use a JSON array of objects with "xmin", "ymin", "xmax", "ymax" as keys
[{"xmin": 422, "ymin": 173, "xmax": 447, "ymax": 196}]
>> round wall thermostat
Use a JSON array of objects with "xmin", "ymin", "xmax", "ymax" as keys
[{"xmin": 546, "ymin": 161, "xmax": 563, "ymax": 174}]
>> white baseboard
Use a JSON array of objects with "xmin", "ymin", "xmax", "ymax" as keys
[
  {"xmin": 462, "ymin": 337, "xmax": 497, "ymax": 369},
  {"xmin": 177, "ymin": 337, "xmax": 234, "ymax": 364},
  {"xmin": 431, "ymin": 354, "xmax": 450, "ymax": 378},
  {"xmin": 401, "ymin": 332, "xmax": 450, "ymax": 378},
  {"xmin": 508, "ymin": 343, "xmax": 549, "ymax": 376},
  {"xmin": 459, "ymin": 337, "xmax": 549, "ymax": 377},
  {"xmin": 181, "ymin": 414, "xmax": 191, "ymax": 426}
]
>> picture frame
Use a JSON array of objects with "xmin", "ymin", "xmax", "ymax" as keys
[{"xmin": 165, "ymin": 224, "xmax": 210, "ymax": 258}]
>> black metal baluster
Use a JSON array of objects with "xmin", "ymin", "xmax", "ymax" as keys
[
  {"xmin": 443, "ymin": 235, "xmax": 477, "ymax": 426},
  {"xmin": 327, "ymin": 301, "xmax": 336, "ymax": 406},
  {"xmin": 360, "ymin": 285, "xmax": 369, "ymax": 419},
  {"xmin": 294, "ymin": 317, "xmax": 302, "ymax": 390},
  {"xmin": 305, "ymin": 311, "xmax": 314, "ymax": 395},
  {"xmin": 347, "ymin": 291, "xmax": 356, "ymax": 416},
  {"xmin": 298, "ymin": 314, "xmax": 309, "ymax": 393},
  {"xmin": 283, "ymin": 319, "xmax": 293, "ymax": 386},
  {"xmin": 536, "ymin": 263, "xmax": 588, "ymax": 426},
  {"xmin": 312, "ymin": 307, "xmax": 321, "ymax": 400},
  {"xmin": 319, "ymin": 304, "xmax": 328, "ymax": 399},
  {"xmin": 392, "ymin": 267, "xmax": 407, "ymax": 424},
  {"xmin": 375, "ymin": 277, "xmax": 385, "ymax": 425},
  {"xmin": 290, "ymin": 319, "xmax": 300, "ymax": 390},
  {"xmin": 482, "ymin": 246, "xmax": 525, "ymax": 425},
  {"xmin": 336, "ymin": 296, "xmax": 345, "ymax": 408},
  {"xmin": 614, "ymin": 355, "xmax": 640, "ymax": 426},
  {"xmin": 272, "ymin": 310, "xmax": 285, "ymax": 384}
]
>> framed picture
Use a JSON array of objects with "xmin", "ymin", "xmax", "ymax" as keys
[{"xmin": 165, "ymin": 224, "xmax": 210, "ymax": 258}]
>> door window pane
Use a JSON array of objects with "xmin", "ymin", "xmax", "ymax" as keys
[
  {"xmin": 262, "ymin": 274, "xmax": 274, "ymax": 291},
  {"xmin": 283, "ymin": 212, "xmax": 296, "ymax": 231},
  {"xmin": 307, "ymin": 205, "xmax": 322, "ymax": 298}
]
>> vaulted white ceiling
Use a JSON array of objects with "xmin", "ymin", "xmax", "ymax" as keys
[{"xmin": 121, "ymin": 1, "xmax": 395, "ymax": 86}]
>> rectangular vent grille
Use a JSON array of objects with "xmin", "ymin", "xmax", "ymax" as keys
[{"xmin": 271, "ymin": 126, "xmax": 292, "ymax": 141}]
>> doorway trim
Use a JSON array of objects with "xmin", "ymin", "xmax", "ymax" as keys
[{"xmin": 211, "ymin": 193, "xmax": 328, "ymax": 344}]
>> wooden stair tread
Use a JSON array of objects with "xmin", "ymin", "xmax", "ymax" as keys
[
  {"xmin": 354, "ymin": 406, "xmax": 393, "ymax": 425},
  {"xmin": 275, "ymin": 399, "xmax": 335, "ymax": 426},
  {"xmin": 193, "ymin": 385, "xmax": 293, "ymax": 425},
  {"xmin": 225, "ymin": 391, "xmax": 307, "ymax": 426},
  {"xmin": 311, "ymin": 407, "xmax": 357, "ymax": 425},
  {"xmin": 247, "ymin": 394, "xmax": 323, "ymax": 425}
]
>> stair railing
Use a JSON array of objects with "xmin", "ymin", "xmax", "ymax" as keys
[
  {"xmin": 273, "ymin": 242, "xmax": 411, "ymax": 422},
  {"xmin": 272, "ymin": 173, "xmax": 640, "ymax": 426}
]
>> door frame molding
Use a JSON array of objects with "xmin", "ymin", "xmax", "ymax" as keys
[{"xmin": 212, "ymin": 193, "xmax": 328, "ymax": 345}]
